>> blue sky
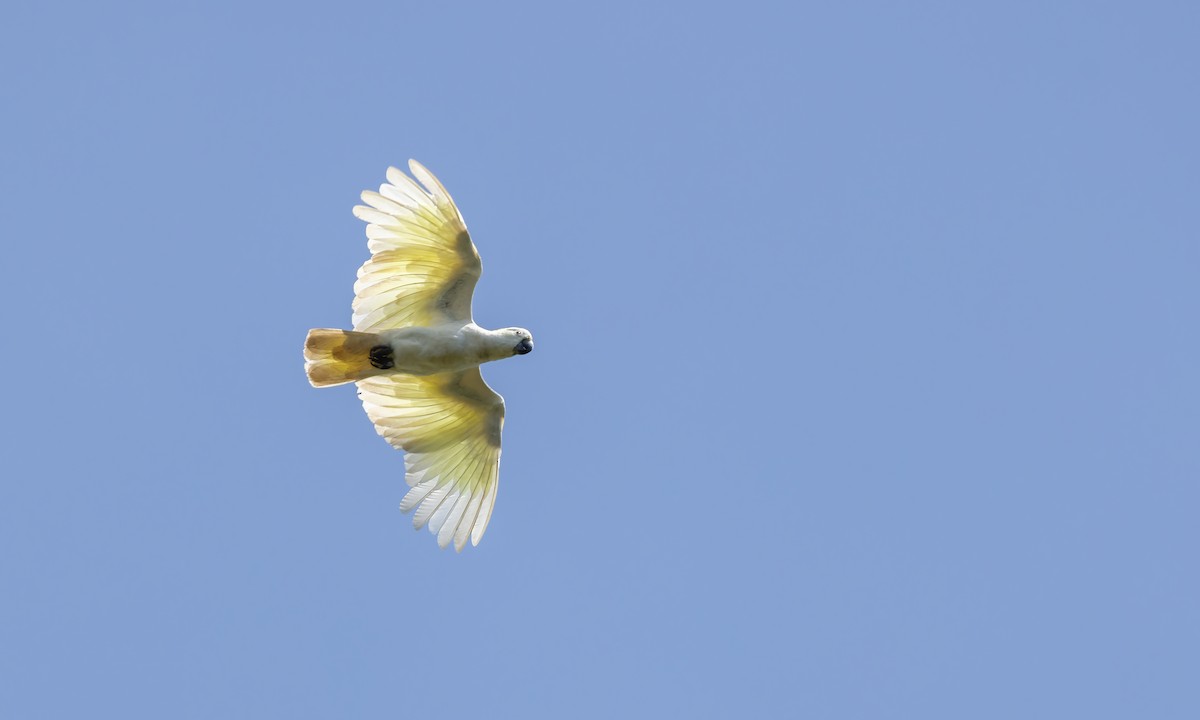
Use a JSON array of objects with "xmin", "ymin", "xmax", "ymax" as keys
[{"xmin": 2, "ymin": 1, "xmax": 1197, "ymax": 717}]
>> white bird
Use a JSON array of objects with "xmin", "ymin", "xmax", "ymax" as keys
[{"xmin": 304, "ymin": 161, "xmax": 533, "ymax": 551}]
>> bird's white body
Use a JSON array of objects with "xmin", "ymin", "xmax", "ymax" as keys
[{"xmin": 379, "ymin": 323, "xmax": 518, "ymax": 376}]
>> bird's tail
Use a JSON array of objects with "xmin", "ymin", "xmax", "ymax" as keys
[{"xmin": 304, "ymin": 329, "xmax": 391, "ymax": 387}]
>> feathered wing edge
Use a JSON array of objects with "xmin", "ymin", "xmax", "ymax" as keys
[{"xmin": 399, "ymin": 442, "xmax": 501, "ymax": 551}]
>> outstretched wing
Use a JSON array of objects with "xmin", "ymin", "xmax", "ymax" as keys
[
  {"xmin": 351, "ymin": 161, "xmax": 481, "ymax": 331},
  {"xmin": 356, "ymin": 369, "xmax": 505, "ymax": 551}
]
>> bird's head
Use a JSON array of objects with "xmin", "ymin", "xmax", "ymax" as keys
[{"xmin": 505, "ymin": 327, "xmax": 534, "ymax": 355}]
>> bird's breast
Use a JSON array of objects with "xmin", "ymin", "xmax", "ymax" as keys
[{"xmin": 379, "ymin": 325, "xmax": 488, "ymax": 375}]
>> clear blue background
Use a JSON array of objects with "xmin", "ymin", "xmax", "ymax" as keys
[{"xmin": 3, "ymin": 2, "xmax": 1197, "ymax": 717}]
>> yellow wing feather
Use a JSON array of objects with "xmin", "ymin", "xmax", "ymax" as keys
[
  {"xmin": 357, "ymin": 369, "xmax": 504, "ymax": 551},
  {"xmin": 351, "ymin": 161, "xmax": 481, "ymax": 331}
]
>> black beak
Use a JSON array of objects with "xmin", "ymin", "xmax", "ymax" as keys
[{"xmin": 514, "ymin": 338, "xmax": 534, "ymax": 355}]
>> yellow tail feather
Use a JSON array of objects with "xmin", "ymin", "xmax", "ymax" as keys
[{"xmin": 304, "ymin": 329, "xmax": 388, "ymax": 387}]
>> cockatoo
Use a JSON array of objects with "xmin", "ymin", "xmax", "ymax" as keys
[{"xmin": 304, "ymin": 161, "xmax": 533, "ymax": 551}]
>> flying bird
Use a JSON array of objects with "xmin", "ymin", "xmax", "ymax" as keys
[{"xmin": 304, "ymin": 161, "xmax": 533, "ymax": 551}]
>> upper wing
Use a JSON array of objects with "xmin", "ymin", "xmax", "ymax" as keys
[
  {"xmin": 356, "ymin": 368, "xmax": 505, "ymax": 551},
  {"xmin": 351, "ymin": 161, "xmax": 481, "ymax": 331}
]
